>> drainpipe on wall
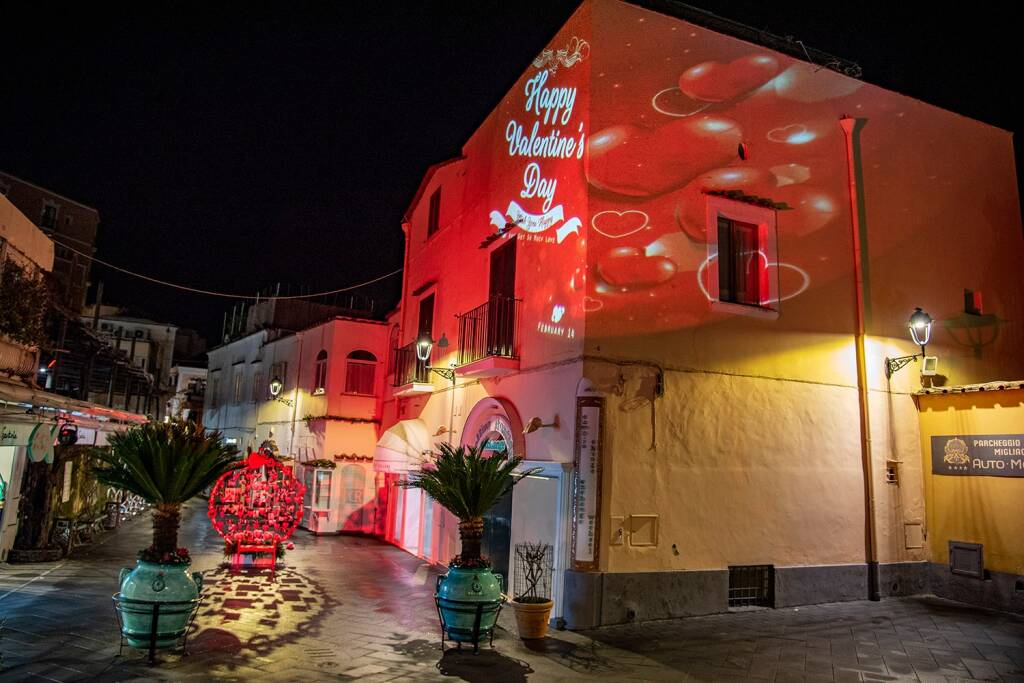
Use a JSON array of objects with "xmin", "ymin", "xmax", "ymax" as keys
[
  {"xmin": 840, "ymin": 116, "xmax": 880, "ymax": 601},
  {"xmin": 289, "ymin": 331, "xmax": 304, "ymax": 461},
  {"xmin": 399, "ymin": 221, "xmax": 412, "ymax": 345}
]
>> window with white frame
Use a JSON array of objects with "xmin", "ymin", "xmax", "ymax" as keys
[
  {"xmin": 313, "ymin": 350, "xmax": 328, "ymax": 395},
  {"xmin": 703, "ymin": 195, "xmax": 780, "ymax": 316},
  {"xmin": 344, "ymin": 350, "xmax": 377, "ymax": 395}
]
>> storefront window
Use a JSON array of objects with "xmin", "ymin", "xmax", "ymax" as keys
[
  {"xmin": 422, "ymin": 496, "xmax": 434, "ymax": 560},
  {"xmin": 314, "ymin": 470, "xmax": 332, "ymax": 509},
  {"xmin": 303, "ymin": 469, "xmax": 313, "ymax": 508}
]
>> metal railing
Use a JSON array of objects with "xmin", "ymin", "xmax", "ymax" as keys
[
  {"xmin": 457, "ymin": 296, "xmax": 521, "ymax": 366},
  {"xmin": 391, "ymin": 339, "xmax": 430, "ymax": 387}
]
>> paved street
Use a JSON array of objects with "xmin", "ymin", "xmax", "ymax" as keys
[{"xmin": 1, "ymin": 502, "xmax": 1022, "ymax": 682}]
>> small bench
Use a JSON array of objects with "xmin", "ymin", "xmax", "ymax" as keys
[{"xmin": 231, "ymin": 543, "xmax": 278, "ymax": 575}]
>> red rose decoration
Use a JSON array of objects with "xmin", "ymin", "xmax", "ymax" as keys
[{"xmin": 208, "ymin": 450, "xmax": 305, "ymax": 548}]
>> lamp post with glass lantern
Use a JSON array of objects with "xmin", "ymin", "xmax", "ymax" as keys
[
  {"xmin": 884, "ymin": 308, "xmax": 934, "ymax": 378},
  {"xmin": 416, "ymin": 333, "xmax": 455, "ymax": 383},
  {"xmin": 268, "ymin": 376, "xmax": 294, "ymax": 407}
]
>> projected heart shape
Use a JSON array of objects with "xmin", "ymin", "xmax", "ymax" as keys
[
  {"xmin": 767, "ymin": 124, "xmax": 815, "ymax": 145},
  {"xmin": 597, "ymin": 247, "xmax": 677, "ymax": 290},
  {"xmin": 587, "ymin": 116, "xmax": 742, "ymax": 197},
  {"xmin": 679, "ymin": 54, "xmax": 781, "ymax": 103},
  {"xmin": 591, "ymin": 210, "xmax": 650, "ymax": 239}
]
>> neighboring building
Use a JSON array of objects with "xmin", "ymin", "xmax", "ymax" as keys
[
  {"xmin": 166, "ymin": 364, "xmax": 207, "ymax": 424},
  {"xmin": 79, "ymin": 305, "xmax": 181, "ymax": 420},
  {"xmin": 373, "ymin": 0, "xmax": 1024, "ymax": 625},
  {"xmin": 0, "ymin": 171, "xmax": 99, "ymax": 313},
  {"xmin": 1, "ymin": 193, "xmax": 145, "ymax": 561},
  {"xmin": 82, "ymin": 305, "xmax": 178, "ymax": 378},
  {"xmin": 203, "ymin": 299, "xmax": 390, "ymax": 535}
]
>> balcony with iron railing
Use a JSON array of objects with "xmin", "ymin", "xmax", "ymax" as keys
[
  {"xmin": 390, "ymin": 339, "xmax": 432, "ymax": 396},
  {"xmin": 456, "ymin": 296, "xmax": 521, "ymax": 377}
]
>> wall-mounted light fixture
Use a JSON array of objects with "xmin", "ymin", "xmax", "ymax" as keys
[
  {"xmin": 434, "ymin": 425, "xmax": 457, "ymax": 437},
  {"xmin": 885, "ymin": 308, "xmax": 935, "ymax": 378},
  {"xmin": 523, "ymin": 415, "xmax": 560, "ymax": 435},
  {"xmin": 268, "ymin": 376, "xmax": 294, "ymax": 407},
  {"xmin": 415, "ymin": 333, "xmax": 455, "ymax": 383}
]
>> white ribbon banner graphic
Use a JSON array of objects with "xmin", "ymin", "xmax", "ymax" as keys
[{"xmin": 489, "ymin": 202, "xmax": 580, "ymax": 244}]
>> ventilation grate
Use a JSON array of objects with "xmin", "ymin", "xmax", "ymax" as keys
[
  {"xmin": 949, "ymin": 541, "xmax": 984, "ymax": 579},
  {"xmin": 728, "ymin": 564, "xmax": 774, "ymax": 608}
]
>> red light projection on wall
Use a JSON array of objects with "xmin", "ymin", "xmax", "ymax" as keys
[
  {"xmin": 455, "ymin": 2, "xmax": 1018, "ymax": 349},
  {"xmin": 488, "ymin": 31, "xmax": 591, "ymax": 346},
  {"xmin": 580, "ymin": 9, "xmax": 864, "ymax": 334}
]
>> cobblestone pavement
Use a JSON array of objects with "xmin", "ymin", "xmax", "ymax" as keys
[{"xmin": 0, "ymin": 502, "xmax": 1021, "ymax": 682}]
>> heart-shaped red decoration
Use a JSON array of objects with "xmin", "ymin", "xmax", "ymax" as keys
[
  {"xmin": 588, "ymin": 116, "xmax": 743, "ymax": 197},
  {"xmin": 679, "ymin": 54, "xmax": 781, "ymax": 103},
  {"xmin": 597, "ymin": 247, "xmax": 677, "ymax": 289}
]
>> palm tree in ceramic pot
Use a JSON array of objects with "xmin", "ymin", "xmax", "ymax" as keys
[
  {"xmin": 94, "ymin": 420, "xmax": 239, "ymax": 650},
  {"xmin": 405, "ymin": 442, "xmax": 536, "ymax": 648}
]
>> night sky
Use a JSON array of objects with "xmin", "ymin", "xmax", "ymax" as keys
[{"xmin": 1, "ymin": 1, "xmax": 1018, "ymax": 343}]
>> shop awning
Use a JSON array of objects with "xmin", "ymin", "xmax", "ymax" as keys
[{"xmin": 373, "ymin": 419, "xmax": 431, "ymax": 474}]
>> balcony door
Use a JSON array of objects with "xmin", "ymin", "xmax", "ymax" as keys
[{"xmin": 488, "ymin": 238, "xmax": 517, "ymax": 356}]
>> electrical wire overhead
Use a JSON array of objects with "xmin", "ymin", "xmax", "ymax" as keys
[{"xmin": 52, "ymin": 238, "xmax": 402, "ymax": 300}]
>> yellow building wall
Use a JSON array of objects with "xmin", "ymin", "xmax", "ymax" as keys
[{"xmin": 916, "ymin": 389, "xmax": 1024, "ymax": 576}]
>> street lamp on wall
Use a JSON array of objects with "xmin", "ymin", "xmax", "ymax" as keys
[
  {"xmin": 885, "ymin": 308, "xmax": 935, "ymax": 379},
  {"xmin": 908, "ymin": 307, "xmax": 933, "ymax": 350},
  {"xmin": 268, "ymin": 376, "xmax": 294, "ymax": 407},
  {"xmin": 415, "ymin": 333, "xmax": 455, "ymax": 383}
]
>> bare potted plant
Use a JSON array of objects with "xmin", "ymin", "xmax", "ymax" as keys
[{"xmin": 510, "ymin": 541, "xmax": 554, "ymax": 639}]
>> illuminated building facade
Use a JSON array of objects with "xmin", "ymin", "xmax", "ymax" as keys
[
  {"xmin": 204, "ymin": 302, "xmax": 389, "ymax": 535},
  {"xmin": 374, "ymin": 0, "xmax": 1024, "ymax": 625}
]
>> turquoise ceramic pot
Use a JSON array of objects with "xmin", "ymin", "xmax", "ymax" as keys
[
  {"xmin": 435, "ymin": 566, "xmax": 504, "ymax": 643},
  {"xmin": 117, "ymin": 560, "xmax": 203, "ymax": 649}
]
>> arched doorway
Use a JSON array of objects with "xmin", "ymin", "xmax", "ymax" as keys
[{"xmin": 461, "ymin": 398, "xmax": 525, "ymax": 588}]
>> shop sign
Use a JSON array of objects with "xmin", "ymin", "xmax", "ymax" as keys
[
  {"xmin": 473, "ymin": 416, "xmax": 515, "ymax": 458},
  {"xmin": 572, "ymin": 397, "xmax": 602, "ymax": 568},
  {"xmin": 931, "ymin": 434, "xmax": 1024, "ymax": 477},
  {"xmin": 0, "ymin": 422, "xmax": 37, "ymax": 447},
  {"xmin": 27, "ymin": 423, "xmax": 56, "ymax": 463}
]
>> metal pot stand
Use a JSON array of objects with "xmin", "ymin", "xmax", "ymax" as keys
[
  {"xmin": 434, "ymin": 575, "xmax": 505, "ymax": 654},
  {"xmin": 111, "ymin": 593, "xmax": 204, "ymax": 666}
]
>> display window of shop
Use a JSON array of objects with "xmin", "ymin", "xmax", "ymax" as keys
[
  {"xmin": 340, "ymin": 464, "xmax": 367, "ymax": 532},
  {"xmin": 422, "ymin": 495, "xmax": 434, "ymax": 561},
  {"xmin": 302, "ymin": 468, "xmax": 332, "ymax": 510}
]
